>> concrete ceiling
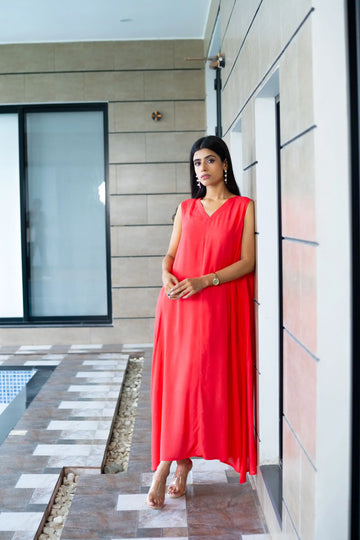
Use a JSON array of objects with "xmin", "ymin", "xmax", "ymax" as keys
[{"xmin": 0, "ymin": 0, "xmax": 212, "ymax": 44}]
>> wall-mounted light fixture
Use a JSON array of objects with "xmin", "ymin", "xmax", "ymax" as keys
[
  {"xmin": 184, "ymin": 52, "xmax": 225, "ymax": 69},
  {"xmin": 152, "ymin": 111, "xmax": 162, "ymax": 121}
]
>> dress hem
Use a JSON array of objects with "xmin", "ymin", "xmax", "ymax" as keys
[{"xmin": 152, "ymin": 454, "xmax": 257, "ymax": 484}]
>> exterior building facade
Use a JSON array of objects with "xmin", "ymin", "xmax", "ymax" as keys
[
  {"xmin": 0, "ymin": 39, "xmax": 205, "ymax": 344},
  {"xmin": 0, "ymin": 0, "xmax": 356, "ymax": 537},
  {"xmin": 203, "ymin": 1, "xmax": 351, "ymax": 538}
]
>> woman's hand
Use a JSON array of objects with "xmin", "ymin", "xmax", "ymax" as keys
[
  {"xmin": 162, "ymin": 270, "xmax": 179, "ymax": 296},
  {"xmin": 169, "ymin": 276, "xmax": 211, "ymax": 299}
]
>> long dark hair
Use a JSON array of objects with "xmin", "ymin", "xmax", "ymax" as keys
[{"xmin": 189, "ymin": 135, "xmax": 240, "ymax": 198}]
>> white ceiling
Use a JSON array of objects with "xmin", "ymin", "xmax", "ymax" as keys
[{"xmin": 0, "ymin": 0, "xmax": 212, "ymax": 44}]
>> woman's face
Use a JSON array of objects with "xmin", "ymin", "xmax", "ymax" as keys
[{"xmin": 193, "ymin": 148, "xmax": 227, "ymax": 188}]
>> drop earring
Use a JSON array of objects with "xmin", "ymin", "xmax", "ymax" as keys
[
  {"xmin": 196, "ymin": 176, "xmax": 201, "ymax": 188},
  {"xmin": 224, "ymin": 170, "xmax": 228, "ymax": 184}
]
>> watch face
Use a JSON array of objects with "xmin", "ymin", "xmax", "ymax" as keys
[{"xmin": 213, "ymin": 276, "xmax": 220, "ymax": 285}]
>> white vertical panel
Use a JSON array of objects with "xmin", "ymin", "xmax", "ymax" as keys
[
  {"xmin": 255, "ymin": 89, "xmax": 280, "ymax": 464},
  {"xmin": 0, "ymin": 114, "xmax": 23, "ymax": 318}
]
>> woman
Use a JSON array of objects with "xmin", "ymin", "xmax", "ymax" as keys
[{"xmin": 146, "ymin": 136, "xmax": 257, "ymax": 509}]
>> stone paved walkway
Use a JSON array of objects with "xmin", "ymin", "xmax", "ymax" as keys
[{"xmin": 0, "ymin": 345, "xmax": 269, "ymax": 540}]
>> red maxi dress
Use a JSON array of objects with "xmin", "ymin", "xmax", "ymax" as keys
[{"xmin": 151, "ymin": 195, "xmax": 257, "ymax": 483}]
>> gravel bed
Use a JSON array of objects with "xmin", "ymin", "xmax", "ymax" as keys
[
  {"xmin": 37, "ymin": 355, "xmax": 144, "ymax": 540},
  {"xmin": 104, "ymin": 355, "xmax": 144, "ymax": 473}
]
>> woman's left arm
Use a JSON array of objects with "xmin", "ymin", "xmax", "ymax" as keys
[{"xmin": 170, "ymin": 200, "xmax": 255, "ymax": 299}]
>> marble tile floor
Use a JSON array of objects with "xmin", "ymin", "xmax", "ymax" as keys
[
  {"xmin": 0, "ymin": 344, "xmax": 269, "ymax": 540},
  {"xmin": 61, "ymin": 348, "xmax": 269, "ymax": 540},
  {"xmin": 0, "ymin": 344, "xmax": 129, "ymax": 540}
]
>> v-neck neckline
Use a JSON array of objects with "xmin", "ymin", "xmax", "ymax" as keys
[{"xmin": 198, "ymin": 196, "xmax": 236, "ymax": 218}]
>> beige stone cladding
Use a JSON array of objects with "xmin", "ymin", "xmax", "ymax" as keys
[
  {"xmin": 0, "ymin": 39, "xmax": 206, "ymax": 344},
  {"xmin": 213, "ymin": 0, "xmax": 351, "ymax": 539}
]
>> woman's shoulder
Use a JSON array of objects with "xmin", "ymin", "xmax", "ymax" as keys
[
  {"xmin": 231, "ymin": 195, "xmax": 253, "ymax": 206},
  {"xmin": 181, "ymin": 197, "xmax": 197, "ymax": 204},
  {"xmin": 180, "ymin": 198, "xmax": 198, "ymax": 211}
]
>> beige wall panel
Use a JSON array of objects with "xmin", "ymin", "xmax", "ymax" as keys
[
  {"xmin": 221, "ymin": 0, "xmax": 261, "ymax": 85},
  {"xmin": 255, "ymin": 0, "xmax": 281, "ymax": 80},
  {"xmin": 204, "ymin": 0, "xmax": 220, "ymax": 55},
  {"xmin": 113, "ymin": 40, "xmax": 175, "ymax": 70},
  {"xmin": 220, "ymin": 0, "xmax": 236, "ymax": 43},
  {"xmin": 144, "ymin": 70, "xmax": 204, "ymax": 100},
  {"xmin": 113, "ymin": 288, "xmax": 160, "ymax": 318},
  {"xmin": 174, "ymin": 101, "xmax": 206, "ymax": 130},
  {"xmin": 0, "ymin": 326, "xmax": 91, "ymax": 346},
  {"xmin": 174, "ymin": 40, "xmax": 203, "ymax": 69},
  {"xmin": 108, "ymin": 103, "xmax": 116, "ymax": 132},
  {"xmin": 112, "ymin": 257, "xmax": 162, "ymax": 287},
  {"xmin": 176, "ymin": 163, "xmax": 191, "ymax": 193},
  {"xmin": 241, "ymin": 100, "xmax": 256, "ymax": 169},
  {"xmin": 241, "ymin": 167, "xmax": 257, "ymax": 206},
  {"xmin": 24, "ymin": 73, "xmax": 84, "ymax": 102},
  {"xmin": 111, "ymin": 101, "xmax": 175, "ymax": 133},
  {"xmin": 283, "ymin": 420, "xmax": 301, "ymax": 535},
  {"xmin": 110, "ymin": 195, "xmax": 147, "ymax": 226},
  {"xmin": 283, "ymin": 332, "xmax": 316, "ymax": 463},
  {"xmin": 221, "ymin": 81, "xmax": 238, "ymax": 137},
  {"xmin": 112, "ymin": 257, "xmax": 148, "ymax": 287},
  {"xmin": 280, "ymin": 0, "xmax": 313, "ymax": 49},
  {"xmin": 282, "ymin": 502, "xmax": 301, "ymax": 540},
  {"xmin": 279, "ymin": 17, "xmax": 314, "ymax": 144},
  {"xmin": 145, "ymin": 131, "xmax": 204, "ymax": 162},
  {"xmin": 83, "ymin": 71, "xmax": 144, "ymax": 101},
  {"xmin": 222, "ymin": 36, "xmax": 259, "ymax": 134},
  {"xmin": 148, "ymin": 257, "xmax": 163, "ymax": 287},
  {"xmin": 111, "ymin": 225, "xmax": 172, "ymax": 256},
  {"xmin": 0, "ymin": 43, "xmax": 55, "ymax": 74},
  {"xmin": 105, "ymin": 318, "xmax": 154, "ymax": 344},
  {"xmin": 109, "ymin": 165, "xmax": 117, "ymax": 194},
  {"xmin": 109, "ymin": 133, "xmax": 146, "ymax": 164},
  {"xmin": 54, "ymin": 42, "xmax": 115, "ymax": 72},
  {"xmin": 282, "ymin": 240, "xmax": 317, "ymax": 356},
  {"xmin": 281, "ymin": 129, "xmax": 316, "ymax": 242},
  {"xmin": 0, "ymin": 74, "xmax": 25, "ymax": 102},
  {"xmin": 112, "ymin": 163, "xmax": 178, "ymax": 195},
  {"xmin": 300, "ymin": 451, "xmax": 316, "ymax": 539},
  {"xmin": 147, "ymin": 194, "xmax": 185, "ymax": 225}
]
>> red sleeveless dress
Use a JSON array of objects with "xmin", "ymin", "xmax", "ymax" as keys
[{"xmin": 151, "ymin": 196, "xmax": 257, "ymax": 483}]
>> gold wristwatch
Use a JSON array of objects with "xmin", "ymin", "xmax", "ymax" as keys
[{"xmin": 212, "ymin": 273, "xmax": 220, "ymax": 286}]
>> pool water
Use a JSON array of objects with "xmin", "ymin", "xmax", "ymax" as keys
[
  {"xmin": 0, "ymin": 368, "xmax": 40, "ymax": 445},
  {"xmin": 0, "ymin": 369, "xmax": 37, "ymax": 404}
]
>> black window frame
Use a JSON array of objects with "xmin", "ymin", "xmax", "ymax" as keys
[
  {"xmin": 348, "ymin": 0, "xmax": 360, "ymax": 536},
  {"xmin": 0, "ymin": 102, "xmax": 112, "ymax": 326}
]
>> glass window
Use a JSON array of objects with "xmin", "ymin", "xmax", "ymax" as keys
[
  {"xmin": 0, "ymin": 114, "xmax": 23, "ymax": 318},
  {"xmin": 0, "ymin": 104, "xmax": 111, "ymax": 324}
]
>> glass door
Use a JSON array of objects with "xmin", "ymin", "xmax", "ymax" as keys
[{"xmin": 25, "ymin": 109, "xmax": 109, "ymax": 319}]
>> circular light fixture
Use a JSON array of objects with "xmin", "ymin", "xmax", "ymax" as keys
[{"xmin": 152, "ymin": 111, "xmax": 163, "ymax": 122}]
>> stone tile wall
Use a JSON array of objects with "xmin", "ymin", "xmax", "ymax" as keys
[
  {"xmin": 212, "ymin": 0, "xmax": 351, "ymax": 538},
  {"xmin": 0, "ymin": 39, "xmax": 206, "ymax": 345}
]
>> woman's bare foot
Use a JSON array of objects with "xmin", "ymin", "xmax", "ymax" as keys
[
  {"xmin": 146, "ymin": 461, "xmax": 172, "ymax": 509},
  {"xmin": 167, "ymin": 458, "xmax": 193, "ymax": 498}
]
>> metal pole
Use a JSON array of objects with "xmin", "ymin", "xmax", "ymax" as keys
[{"xmin": 214, "ymin": 68, "xmax": 222, "ymax": 138}]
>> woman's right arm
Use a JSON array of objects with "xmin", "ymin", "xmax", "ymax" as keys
[{"xmin": 162, "ymin": 204, "xmax": 182, "ymax": 294}]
